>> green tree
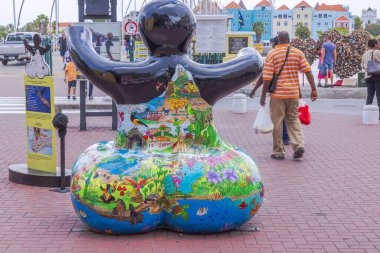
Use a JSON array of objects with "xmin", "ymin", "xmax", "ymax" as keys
[
  {"xmin": 295, "ymin": 23, "xmax": 310, "ymax": 39},
  {"xmin": 253, "ymin": 22, "xmax": 264, "ymax": 43},
  {"xmin": 354, "ymin": 16, "xmax": 363, "ymax": 30},
  {"xmin": 20, "ymin": 14, "xmax": 49, "ymax": 35},
  {"xmin": 366, "ymin": 24, "xmax": 380, "ymax": 37},
  {"xmin": 0, "ymin": 24, "xmax": 14, "ymax": 40},
  {"xmin": 333, "ymin": 27, "xmax": 349, "ymax": 35}
]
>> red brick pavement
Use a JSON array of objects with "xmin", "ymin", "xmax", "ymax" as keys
[{"xmin": 0, "ymin": 109, "xmax": 379, "ymax": 253}]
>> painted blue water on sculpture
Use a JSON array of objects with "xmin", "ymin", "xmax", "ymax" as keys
[
  {"xmin": 72, "ymin": 194, "xmax": 262, "ymax": 234},
  {"xmin": 97, "ymin": 156, "xmax": 139, "ymax": 175}
]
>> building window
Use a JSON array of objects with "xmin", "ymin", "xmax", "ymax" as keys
[
  {"xmin": 305, "ymin": 22, "xmax": 308, "ymax": 27},
  {"xmin": 264, "ymin": 22, "xmax": 268, "ymax": 27},
  {"xmin": 257, "ymin": 14, "xmax": 261, "ymax": 18},
  {"xmin": 345, "ymin": 23, "xmax": 348, "ymax": 27},
  {"xmin": 262, "ymin": 6, "xmax": 266, "ymax": 11},
  {"xmin": 318, "ymin": 14, "xmax": 322, "ymax": 18},
  {"xmin": 284, "ymin": 21, "xmax": 288, "ymax": 26},
  {"xmin": 325, "ymin": 22, "xmax": 328, "ymax": 26},
  {"xmin": 277, "ymin": 21, "xmax": 281, "ymax": 26},
  {"xmin": 245, "ymin": 15, "xmax": 249, "ymax": 19},
  {"xmin": 284, "ymin": 14, "xmax": 288, "ymax": 19},
  {"xmin": 279, "ymin": 14, "xmax": 283, "ymax": 19},
  {"xmin": 297, "ymin": 14, "xmax": 300, "ymax": 19},
  {"xmin": 232, "ymin": 23, "xmax": 235, "ymax": 27},
  {"xmin": 317, "ymin": 22, "xmax": 321, "ymax": 26},
  {"xmin": 264, "ymin": 14, "xmax": 268, "ymax": 18},
  {"xmin": 305, "ymin": 14, "xmax": 308, "ymax": 18},
  {"xmin": 264, "ymin": 30, "xmax": 268, "ymax": 34},
  {"xmin": 324, "ymin": 14, "xmax": 328, "ymax": 18},
  {"xmin": 249, "ymin": 23, "xmax": 252, "ymax": 27},
  {"xmin": 277, "ymin": 31, "xmax": 279, "ymax": 34}
]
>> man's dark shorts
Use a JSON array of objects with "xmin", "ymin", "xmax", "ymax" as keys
[{"xmin": 68, "ymin": 80, "xmax": 77, "ymax": 88}]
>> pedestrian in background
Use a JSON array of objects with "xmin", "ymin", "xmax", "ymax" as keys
[
  {"xmin": 361, "ymin": 39, "xmax": 380, "ymax": 120},
  {"xmin": 58, "ymin": 32, "xmax": 67, "ymax": 69},
  {"xmin": 261, "ymin": 31, "xmax": 317, "ymax": 160},
  {"xmin": 317, "ymin": 48, "xmax": 331, "ymax": 87},
  {"xmin": 251, "ymin": 36, "xmax": 291, "ymax": 145},
  {"xmin": 320, "ymin": 36, "xmax": 337, "ymax": 88},
  {"xmin": 64, "ymin": 55, "xmax": 77, "ymax": 100}
]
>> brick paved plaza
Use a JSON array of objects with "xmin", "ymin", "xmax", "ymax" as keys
[{"xmin": 0, "ymin": 104, "xmax": 379, "ymax": 252}]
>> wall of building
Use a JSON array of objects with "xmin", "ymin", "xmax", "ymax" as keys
[
  {"xmin": 226, "ymin": 9, "xmax": 255, "ymax": 32},
  {"xmin": 292, "ymin": 7, "xmax": 313, "ymax": 39},
  {"xmin": 312, "ymin": 11, "xmax": 350, "ymax": 40},
  {"xmin": 272, "ymin": 9, "xmax": 293, "ymax": 39},
  {"xmin": 253, "ymin": 6, "xmax": 272, "ymax": 42}
]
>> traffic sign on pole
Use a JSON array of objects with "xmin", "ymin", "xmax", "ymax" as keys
[{"xmin": 124, "ymin": 20, "xmax": 138, "ymax": 35}]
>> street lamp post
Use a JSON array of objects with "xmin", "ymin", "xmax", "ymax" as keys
[
  {"xmin": 121, "ymin": 0, "xmax": 124, "ymax": 50},
  {"xmin": 55, "ymin": 0, "xmax": 59, "ymax": 36},
  {"xmin": 13, "ymin": 0, "xmax": 17, "ymax": 32}
]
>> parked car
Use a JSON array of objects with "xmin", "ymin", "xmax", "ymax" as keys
[{"xmin": 0, "ymin": 32, "xmax": 40, "ymax": 65}]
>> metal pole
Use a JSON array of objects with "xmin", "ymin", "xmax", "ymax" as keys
[
  {"xmin": 49, "ymin": 0, "xmax": 55, "ymax": 34},
  {"xmin": 80, "ymin": 80, "xmax": 87, "ymax": 130},
  {"xmin": 17, "ymin": 0, "xmax": 26, "ymax": 31},
  {"xmin": 60, "ymin": 135, "xmax": 65, "ymax": 190},
  {"xmin": 134, "ymin": 0, "xmax": 136, "ymax": 21},
  {"xmin": 13, "ymin": 0, "xmax": 17, "ymax": 32},
  {"xmin": 112, "ymin": 100, "xmax": 117, "ymax": 130},
  {"xmin": 55, "ymin": 0, "xmax": 59, "ymax": 36},
  {"xmin": 121, "ymin": 0, "xmax": 124, "ymax": 50}
]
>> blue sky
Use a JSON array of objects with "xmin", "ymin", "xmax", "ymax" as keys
[{"xmin": 0, "ymin": 0, "xmax": 379, "ymax": 27}]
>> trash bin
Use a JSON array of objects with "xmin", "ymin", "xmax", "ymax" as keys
[
  {"xmin": 232, "ymin": 93, "xmax": 247, "ymax": 114},
  {"xmin": 362, "ymin": 105, "xmax": 379, "ymax": 125},
  {"xmin": 357, "ymin": 72, "xmax": 366, "ymax": 87}
]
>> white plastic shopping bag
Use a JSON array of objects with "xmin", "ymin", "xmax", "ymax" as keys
[{"xmin": 253, "ymin": 106, "xmax": 274, "ymax": 134}]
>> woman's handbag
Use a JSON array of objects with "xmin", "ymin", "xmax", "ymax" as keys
[
  {"xmin": 318, "ymin": 64, "xmax": 327, "ymax": 77},
  {"xmin": 367, "ymin": 50, "xmax": 380, "ymax": 76},
  {"xmin": 268, "ymin": 47, "xmax": 291, "ymax": 93}
]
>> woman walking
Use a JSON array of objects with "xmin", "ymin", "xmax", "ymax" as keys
[{"xmin": 361, "ymin": 39, "xmax": 380, "ymax": 120}]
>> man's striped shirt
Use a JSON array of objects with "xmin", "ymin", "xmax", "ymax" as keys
[{"xmin": 263, "ymin": 44, "xmax": 311, "ymax": 99}]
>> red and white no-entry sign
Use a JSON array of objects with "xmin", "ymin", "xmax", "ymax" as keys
[{"xmin": 124, "ymin": 21, "xmax": 138, "ymax": 35}]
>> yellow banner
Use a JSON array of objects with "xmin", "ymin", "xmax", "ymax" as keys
[{"xmin": 24, "ymin": 75, "xmax": 56, "ymax": 173}]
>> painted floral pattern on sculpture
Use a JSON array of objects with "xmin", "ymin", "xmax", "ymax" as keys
[{"xmin": 71, "ymin": 65, "xmax": 264, "ymax": 234}]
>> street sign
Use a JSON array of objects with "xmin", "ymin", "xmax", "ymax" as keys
[{"xmin": 124, "ymin": 21, "xmax": 138, "ymax": 35}]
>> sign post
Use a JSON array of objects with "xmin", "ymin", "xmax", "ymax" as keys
[
  {"xmin": 124, "ymin": 20, "xmax": 138, "ymax": 36},
  {"xmin": 25, "ymin": 76, "xmax": 57, "ymax": 173}
]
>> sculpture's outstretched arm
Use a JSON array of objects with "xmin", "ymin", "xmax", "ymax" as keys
[
  {"xmin": 23, "ymin": 40, "xmax": 34, "ymax": 55},
  {"xmin": 66, "ymin": 26, "xmax": 171, "ymax": 104},
  {"xmin": 39, "ymin": 44, "xmax": 51, "ymax": 55},
  {"xmin": 181, "ymin": 48, "xmax": 264, "ymax": 105}
]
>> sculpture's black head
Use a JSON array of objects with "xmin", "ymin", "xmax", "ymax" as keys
[{"xmin": 138, "ymin": 0, "xmax": 196, "ymax": 57}]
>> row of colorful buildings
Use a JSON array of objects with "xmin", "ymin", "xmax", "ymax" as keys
[{"xmin": 225, "ymin": 0, "xmax": 355, "ymax": 42}]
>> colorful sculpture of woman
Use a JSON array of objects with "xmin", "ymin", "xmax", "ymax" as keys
[{"xmin": 67, "ymin": 0, "xmax": 264, "ymax": 234}]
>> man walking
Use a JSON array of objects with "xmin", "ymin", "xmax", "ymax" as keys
[
  {"xmin": 321, "ymin": 36, "xmax": 337, "ymax": 87},
  {"xmin": 260, "ymin": 31, "xmax": 317, "ymax": 160}
]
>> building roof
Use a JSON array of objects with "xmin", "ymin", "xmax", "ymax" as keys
[
  {"xmin": 315, "ymin": 3, "xmax": 347, "ymax": 12},
  {"xmin": 255, "ymin": 0, "xmax": 271, "ymax": 7},
  {"xmin": 278, "ymin": 5, "xmax": 290, "ymax": 10},
  {"xmin": 335, "ymin": 15, "xmax": 349, "ymax": 22},
  {"xmin": 225, "ymin": 1, "xmax": 240, "ymax": 9},
  {"xmin": 294, "ymin": 1, "xmax": 312, "ymax": 9},
  {"xmin": 239, "ymin": 0, "xmax": 247, "ymax": 10}
]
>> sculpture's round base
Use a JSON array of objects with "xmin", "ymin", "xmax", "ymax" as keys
[
  {"xmin": 71, "ymin": 141, "xmax": 264, "ymax": 234},
  {"xmin": 8, "ymin": 164, "xmax": 71, "ymax": 187}
]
